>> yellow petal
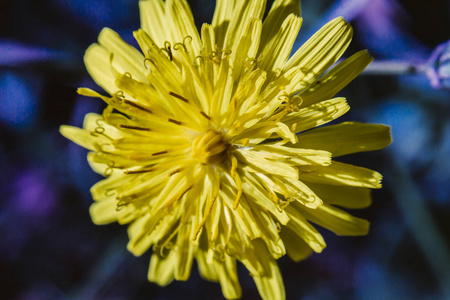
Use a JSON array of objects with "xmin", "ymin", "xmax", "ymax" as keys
[
  {"xmin": 166, "ymin": 0, "xmax": 201, "ymax": 56},
  {"xmin": 174, "ymin": 223, "xmax": 197, "ymax": 280},
  {"xmin": 251, "ymin": 144, "xmax": 332, "ymax": 166},
  {"xmin": 211, "ymin": 0, "xmax": 236, "ymax": 47},
  {"xmin": 282, "ymin": 97, "xmax": 350, "ymax": 133},
  {"xmin": 252, "ymin": 173, "xmax": 323, "ymax": 209},
  {"xmin": 298, "ymin": 161, "xmax": 383, "ymax": 188},
  {"xmin": 220, "ymin": 181, "xmax": 262, "ymax": 239},
  {"xmin": 231, "ymin": 19, "xmax": 262, "ymax": 83},
  {"xmin": 139, "ymin": 0, "xmax": 168, "ymax": 47},
  {"xmin": 236, "ymin": 148, "xmax": 299, "ymax": 179},
  {"xmin": 223, "ymin": 0, "xmax": 266, "ymax": 53},
  {"xmin": 127, "ymin": 214, "xmax": 153, "ymax": 256},
  {"xmin": 148, "ymin": 251, "xmax": 177, "ymax": 286},
  {"xmin": 300, "ymin": 50, "xmax": 373, "ymax": 106},
  {"xmin": 283, "ymin": 17, "xmax": 353, "ymax": 93},
  {"xmin": 89, "ymin": 198, "xmax": 118, "ymax": 225},
  {"xmin": 294, "ymin": 202, "xmax": 370, "ymax": 236},
  {"xmin": 215, "ymin": 254, "xmax": 242, "ymax": 299},
  {"xmin": 285, "ymin": 205, "xmax": 327, "ymax": 253},
  {"xmin": 237, "ymin": 121, "xmax": 297, "ymax": 146},
  {"xmin": 211, "ymin": 57, "xmax": 233, "ymax": 119},
  {"xmin": 277, "ymin": 177, "xmax": 324, "ymax": 209},
  {"xmin": 84, "ymin": 44, "xmax": 118, "ymax": 95},
  {"xmin": 279, "ymin": 227, "xmax": 312, "ymax": 262},
  {"xmin": 196, "ymin": 247, "xmax": 219, "ymax": 282},
  {"xmin": 98, "ymin": 28, "xmax": 148, "ymax": 83},
  {"xmin": 294, "ymin": 121, "xmax": 392, "ymax": 156},
  {"xmin": 60, "ymin": 125, "xmax": 97, "ymax": 151},
  {"xmin": 250, "ymin": 207, "xmax": 286, "ymax": 258},
  {"xmin": 82, "ymin": 112, "xmax": 124, "ymax": 139},
  {"xmin": 306, "ymin": 182, "xmax": 372, "ymax": 209},
  {"xmin": 241, "ymin": 171, "xmax": 290, "ymax": 225},
  {"xmin": 251, "ymin": 241, "xmax": 285, "ymax": 300},
  {"xmin": 261, "ymin": 0, "xmax": 301, "ymax": 48},
  {"xmin": 259, "ymin": 14, "xmax": 302, "ymax": 83}
]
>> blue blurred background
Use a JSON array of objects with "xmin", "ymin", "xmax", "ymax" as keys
[{"xmin": 0, "ymin": 0, "xmax": 449, "ymax": 299}]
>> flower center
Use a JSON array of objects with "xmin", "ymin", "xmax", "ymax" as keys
[{"xmin": 191, "ymin": 130, "xmax": 228, "ymax": 165}]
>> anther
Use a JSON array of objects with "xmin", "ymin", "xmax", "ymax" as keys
[
  {"xmin": 168, "ymin": 91, "xmax": 189, "ymax": 103},
  {"xmin": 193, "ymin": 196, "xmax": 217, "ymax": 241},
  {"xmin": 169, "ymin": 168, "xmax": 183, "ymax": 176},
  {"xmin": 118, "ymin": 124, "xmax": 151, "ymax": 131},
  {"xmin": 164, "ymin": 184, "xmax": 193, "ymax": 208},
  {"xmin": 168, "ymin": 47, "xmax": 173, "ymax": 61},
  {"xmin": 200, "ymin": 111, "xmax": 211, "ymax": 120},
  {"xmin": 122, "ymin": 99, "xmax": 153, "ymax": 114},
  {"xmin": 168, "ymin": 118, "xmax": 182, "ymax": 125},
  {"xmin": 163, "ymin": 41, "xmax": 173, "ymax": 61},
  {"xmin": 240, "ymin": 138, "xmax": 250, "ymax": 147},
  {"xmin": 290, "ymin": 123, "xmax": 297, "ymax": 132},
  {"xmin": 152, "ymin": 150, "xmax": 168, "ymax": 156},
  {"xmin": 124, "ymin": 168, "xmax": 155, "ymax": 174}
]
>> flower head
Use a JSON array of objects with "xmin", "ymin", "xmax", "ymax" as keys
[{"xmin": 60, "ymin": 0, "xmax": 391, "ymax": 299}]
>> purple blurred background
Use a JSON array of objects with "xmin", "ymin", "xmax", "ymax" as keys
[{"xmin": 1, "ymin": 0, "xmax": 449, "ymax": 299}]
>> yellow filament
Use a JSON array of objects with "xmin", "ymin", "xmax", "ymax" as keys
[{"xmin": 192, "ymin": 196, "xmax": 217, "ymax": 241}]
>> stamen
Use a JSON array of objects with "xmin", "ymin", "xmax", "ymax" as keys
[
  {"xmin": 192, "ymin": 196, "xmax": 217, "ymax": 241},
  {"xmin": 200, "ymin": 111, "xmax": 211, "ymax": 120},
  {"xmin": 183, "ymin": 36, "xmax": 193, "ymax": 45},
  {"xmin": 115, "ymin": 191, "xmax": 146, "ymax": 209},
  {"xmin": 277, "ymin": 198, "xmax": 291, "ymax": 212},
  {"xmin": 275, "ymin": 221, "xmax": 282, "ymax": 232},
  {"xmin": 233, "ymin": 180, "xmax": 242, "ymax": 210},
  {"xmin": 168, "ymin": 47, "xmax": 173, "ymax": 61},
  {"xmin": 90, "ymin": 119, "xmax": 113, "ymax": 140},
  {"xmin": 124, "ymin": 168, "xmax": 155, "ymax": 174},
  {"xmin": 230, "ymin": 155, "xmax": 238, "ymax": 177},
  {"xmin": 158, "ymin": 227, "xmax": 179, "ymax": 256},
  {"xmin": 168, "ymin": 118, "xmax": 182, "ymax": 125},
  {"xmin": 118, "ymin": 124, "xmax": 151, "ymax": 131},
  {"xmin": 152, "ymin": 150, "xmax": 168, "ymax": 156},
  {"xmin": 290, "ymin": 123, "xmax": 297, "ymax": 132},
  {"xmin": 240, "ymin": 138, "xmax": 250, "ymax": 147},
  {"xmin": 233, "ymin": 121, "xmax": 243, "ymax": 131},
  {"xmin": 221, "ymin": 49, "xmax": 232, "ymax": 56},
  {"xmin": 105, "ymin": 189, "xmax": 116, "ymax": 197},
  {"xmin": 104, "ymin": 161, "xmax": 116, "ymax": 177},
  {"xmin": 169, "ymin": 168, "xmax": 183, "ymax": 176},
  {"xmin": 173, "ymin": 42, "xmax": 187, "ymax": 52},
  {"xmin": 194, "ymin": 56, "xmax": 204, "ymax": 66},
  {"xmin": 162, "ymin": 41, "xmax": 173, "ymax": 61},
  {"xmin": 144, "ymin": 58, "xmax": 156, "ymax": 69},
  {"xmin": 141, "ymin": 209, "xmax": 169, "ymax": 240},
  {"xmin": 164, "ymin": 184, "xmax": 193, "ymax": 208},
  {"xmin": 168, "ymin": 91, "xmax": 189, "ymax": 103},
  {"xmin": 122, "ymin": 99, "xmax": 153, "ymax": 114},
  {"xmin": 230, "ymin": 155, "xmax": 242, "ymax": 210},
  {"xmin": 169, "ymin": 91, "xmax": 214, "ymax": 123}
]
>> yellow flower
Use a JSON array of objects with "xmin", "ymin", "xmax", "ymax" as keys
[{"xmin": 60, "ymin": 0, "xmax": 391, "ymax": 299}]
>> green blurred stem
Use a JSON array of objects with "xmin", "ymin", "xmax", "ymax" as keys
[
  {"xmin": 68, "ymin": 234, "xmax": 130, "ymax": 300},
  {"xmin": 362, "ymin": 60, "xmax": 428, "ymax": 75},
  {"xmin": 389, "ymin": 156, "xmax": 450, "ymax": 299}
]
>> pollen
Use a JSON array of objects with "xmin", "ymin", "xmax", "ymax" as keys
[{"xmin": 191, "ymin": 130, "xmax": 228, "ymax": 165}]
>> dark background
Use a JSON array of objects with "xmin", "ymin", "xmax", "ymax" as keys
[{"xmin": 1, "ymin": 0, "xmax": 449, "ymax": 299}]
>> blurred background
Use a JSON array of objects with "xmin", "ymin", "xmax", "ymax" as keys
[{"xmin": 0, "ymin": 0, "xmax": 449, "ymax": 299}]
